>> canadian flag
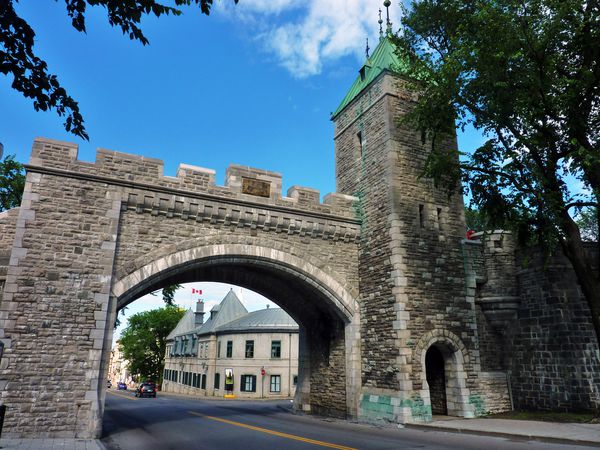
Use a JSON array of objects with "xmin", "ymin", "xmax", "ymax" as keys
[{"xmin": 191, "ymin": 288, "xmax": 203, "ymax": 295}]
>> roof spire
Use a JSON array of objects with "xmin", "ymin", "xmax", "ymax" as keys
[
  {"xmin": 365, "ymin": 37, "xmax": 370, "ymax": 59},
  {"xmin": 383, "ymin": 0, "xmax": 392, "ymax": 35},
  {"xmin": 378, "ymin": 8, "xmax": 383, "ymax": 38}
]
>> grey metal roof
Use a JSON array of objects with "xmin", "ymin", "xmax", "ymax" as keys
[
  {"xmin": 194, "ymin": 289, "xmax": 248, "ymax": 336},
  {"xmin": 215, "ymin": 308, "xmax": 298, "ymax": 334},
  {"xmin": 166, "ymin": 308, "xmax": 196, "ymax": 340}
]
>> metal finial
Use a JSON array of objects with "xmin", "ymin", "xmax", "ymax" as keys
[
  {"xmin": 378, "ymin": 8, "xmax": 383, "ymax": 37},
  {"xmin": 383, "ymin": 0, "xmax": 392, "ymax": 34},
  {"xmin": 365, "ymin": 38, "xmax": 370, "ymax": 58}
]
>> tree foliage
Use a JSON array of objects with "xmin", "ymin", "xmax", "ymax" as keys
[
  {"xmin": 160, "ymin": 284, "xmax": 181, "ymax": 306},
  {"xmin": 394, "ymin": 0, "xmax": 600, "ymax": 340},
  {"xmin": 119, "ymin": 306, "xmax": 185, "ymax": 385},
  {"xmin": 465, "ymin": 207, "xmax": 489, "ymax": 232},
  {"xmin": 577, "ymin": 207, "xmax": 599, "ymax": 242},
  {"xmin": 0, "ymin": 154, "xmax": 25, "ymax": 212},
  {"xmin": 0, "ymin": 0, "xmax": 238, "ymax": 139}
]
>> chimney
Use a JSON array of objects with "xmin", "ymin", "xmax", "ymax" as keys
[{"xmin": 194, "ymin": 300, "xmax": 205, "ymax": 327}]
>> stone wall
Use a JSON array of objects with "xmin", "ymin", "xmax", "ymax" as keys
[
  {"xmin": 0, "ymin": 171, "xmax": 121, "ymax": 437},
  {"xmin": 334, "ymin": 74, "xmax": 398, "ymax": 391},
  {"xmin": 0, "ymin": 138, "xmax": 363, "ymax": 437},
  {"xmin": 468, "ymin": 232, "xmax": 600, "ymax": 413},
  {"xmin": 0, "ymin": 208, "xmax": 19, "ymax": 289},
  {"xmin": 334, "ymin": 70, "xmax": 490, "ymax": 422},
  {"xmin": 508, "ymin": 246, "xmax": 600, "ymax": 411},
  {"xmin": 28, "ymin": 139, "xmax": 357, "ymax": 221}
]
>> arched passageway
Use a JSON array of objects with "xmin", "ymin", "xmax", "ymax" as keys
[
  {"xmin": 105, "ymin": 244, "xmax": 361, "ymax": 424},
  {"xmin": 416, "ymin": 330, "xmax": 474, "ymax": 419}
]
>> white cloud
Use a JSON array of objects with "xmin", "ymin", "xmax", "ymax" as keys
[{"xmin": 223, "ymin": 0, "xmax": 402, "ymax": 77}]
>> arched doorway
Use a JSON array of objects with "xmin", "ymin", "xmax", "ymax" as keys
[
  {"xmin": 416, "ymin": 330, "xmax": 474, "ymax": 419},
  {"xmin": 104, "ymin": 243, "xmax": 361, "ymax": 426},
  {"xmin": 425, "ymin": 346, "xmax": 447, "ymax": 415}
]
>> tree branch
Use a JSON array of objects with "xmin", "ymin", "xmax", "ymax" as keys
[{"xmin": 565, "ymin": 201, "xmax": 599, "ymax": 211}]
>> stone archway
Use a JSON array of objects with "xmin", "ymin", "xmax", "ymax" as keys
[
  {"xmin": 415, "ymin": 330, "xmax": 474, "ymax": 418},
  {"xmin": 104, "ymin": 242, "xmax": 361, "ymax": 424}
]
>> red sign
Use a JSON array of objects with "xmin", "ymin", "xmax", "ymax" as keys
[{"xmin": 261, "ymin": 368, "xmax": 266, "ymax": 376}]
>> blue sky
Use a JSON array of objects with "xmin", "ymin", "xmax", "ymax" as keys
[{"xmin": 1, "ymin": 0, "xmax": 484, "ymax": 339}]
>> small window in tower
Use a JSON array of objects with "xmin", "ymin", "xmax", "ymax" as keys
[
  {"xmin": 419, "ymin": 204, "xmax": 425, "ymax": 228},
  {"xmin": 437, "ymin": 207, "xmax": 443, "ymax": 230},
  {"xmin": 357, "ymin": 131, "xmax": 365, "ymax": 158}
]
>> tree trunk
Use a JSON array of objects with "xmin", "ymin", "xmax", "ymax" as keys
[
  {"xmin": 560, "ymin": 211, "xmax": 600, "ymax": 346},
  {"xmin": 583, "ymin": 164, "xmax": 600, "ymax": 272}
]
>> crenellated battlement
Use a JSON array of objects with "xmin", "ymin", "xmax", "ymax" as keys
[{"xmin": 27, "ymin": 138, "xmax": 359, "ymax": 222}]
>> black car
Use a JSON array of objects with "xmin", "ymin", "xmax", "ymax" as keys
[{"xmin": 135, "ymin": 382, "xmax": 157, "ymax": 398}]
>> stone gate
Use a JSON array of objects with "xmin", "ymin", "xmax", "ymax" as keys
[
  {"xmin": 1, "ymin": 33, "xmax": 599, "ymax": 439},
  {"xmin": 0, "ymin": 137, "xmax": 363, "ymax": 437}
]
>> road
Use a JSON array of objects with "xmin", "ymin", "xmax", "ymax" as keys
[{"xmin": 102, "ymin": 390, "xmax": 592, "ymax": 450}]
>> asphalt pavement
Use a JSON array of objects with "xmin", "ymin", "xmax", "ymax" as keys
[{"xmin": 98, "ymin": 390, "xmax": 599, "ymax": 450}]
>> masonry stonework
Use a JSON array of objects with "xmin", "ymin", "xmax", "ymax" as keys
[
  {"xmin": 0, "ymin": 36, "xmax": 598, "ymax": 438},
  {"xmin": 333, "ymin": 69, "xmax": 493, "ymax": 422},
  {"xmin": 508, "ymin": 246, "xmax": 600, "ymax": 411},
  {"xmin": 0, "ymin": 138, "xmax": 362, "ymax": 437}
]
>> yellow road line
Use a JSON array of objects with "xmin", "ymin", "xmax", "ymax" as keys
[
  {"xmin": 107, "ymin": 390, "xmax": 137, "ymax": 401},
  {"xmin": 188, "ymin": 411, "xmax": 357, "ymax": 450}
]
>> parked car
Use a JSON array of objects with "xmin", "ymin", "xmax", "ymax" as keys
[
  {"xmin": 117, "ymin": 382, "xmax": 127, "ymax": 390},
  {"xmin": 135, "ymin": 382, "xmax": 157, "ymax": 398}
]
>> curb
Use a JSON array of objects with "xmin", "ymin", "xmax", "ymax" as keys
[
  {"xmin": 405, "ymin": 423, "xmax": 600, "ymax": 448},
  {"xmin": 156, "ymin": 390, "xmax": 294, "ymax": 403}
]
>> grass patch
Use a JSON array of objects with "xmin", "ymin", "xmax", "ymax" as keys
[{"xmin": 485, "ymin": 410, "xmax": 598, "ymax": 423}]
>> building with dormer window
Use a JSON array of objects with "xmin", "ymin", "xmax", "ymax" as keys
[{"xmin": 163, "ymin": 289, "xmax": 299, "ymax": 399}]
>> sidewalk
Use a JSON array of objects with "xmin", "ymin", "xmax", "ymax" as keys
[
  {"xmin": 0, "ymin": 438, "xmax": 105, "ymax": 449},
  {"xmin": 407, "ymin": 416, "xmax": 600, "ymax": 447}
]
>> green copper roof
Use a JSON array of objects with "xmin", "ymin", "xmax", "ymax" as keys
[{"xmin": 332, "ymin": 36, "xmax": 411, "ymax": 119}]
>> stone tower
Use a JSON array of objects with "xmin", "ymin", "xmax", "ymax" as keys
[{"xmin": 332, "ymin": 33, "xmax": 507, "ymax": 421}]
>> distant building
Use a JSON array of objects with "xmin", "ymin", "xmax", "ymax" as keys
[
  {"xmin": 163, "ymin": 289, "xmax": 299, "ymax": 398},
  {"xmin": 108, "ymin": 343, "xmax": 134, "ymax": 387}
]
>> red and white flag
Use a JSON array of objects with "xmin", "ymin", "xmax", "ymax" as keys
[{"xmin": 191, "ymin": 288, "xmax": 203, "ymax": 295}]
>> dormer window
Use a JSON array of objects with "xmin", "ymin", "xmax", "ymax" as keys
[{"xmin": 359, "ymin": 66, "xmax": 367, "ymax": 81}]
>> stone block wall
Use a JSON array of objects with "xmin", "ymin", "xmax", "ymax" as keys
[
  {"xmin": 0, "ymin": 208, "xmax": 20, "ymax": 290},
  {"xmin": 386, "ymin": 74, "xmax": 478, "ymax": 392},
  {"xmin": 334, "ymin": 74, "xmax": 398, "ymax": 391},
  {"xmin": 0, "ymin": 171, "xmax": 121, "ymax": 437},
  {"xmin": 508, "ymin": 246, "xmax": 600, "ymax": 411},
  {"xmin": 28, "ymin": 138, "xmax": 357, "ymax": 220},
  {"xmin": 0, "ymin": 138, "xmax": 363, "ymax": 437},
  {"xmin": 468, "ymin": 232, "xmax": 600, "ymax": 413},
  {"xmin": 334, "ymin": 71, "xmax": 489, "ymax": 422}
]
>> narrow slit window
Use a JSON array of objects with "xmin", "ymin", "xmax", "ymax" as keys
[
  {"xmin": 437, "ymin": 207, "xmax": 442, "ymax": 230},
  {"xmin": 357, "ymin": 131, "xmax": 365, "ymax": 158},
  {"xmin": 419, "ymin": 204, "xmax": 425, "ymax": 228}
]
